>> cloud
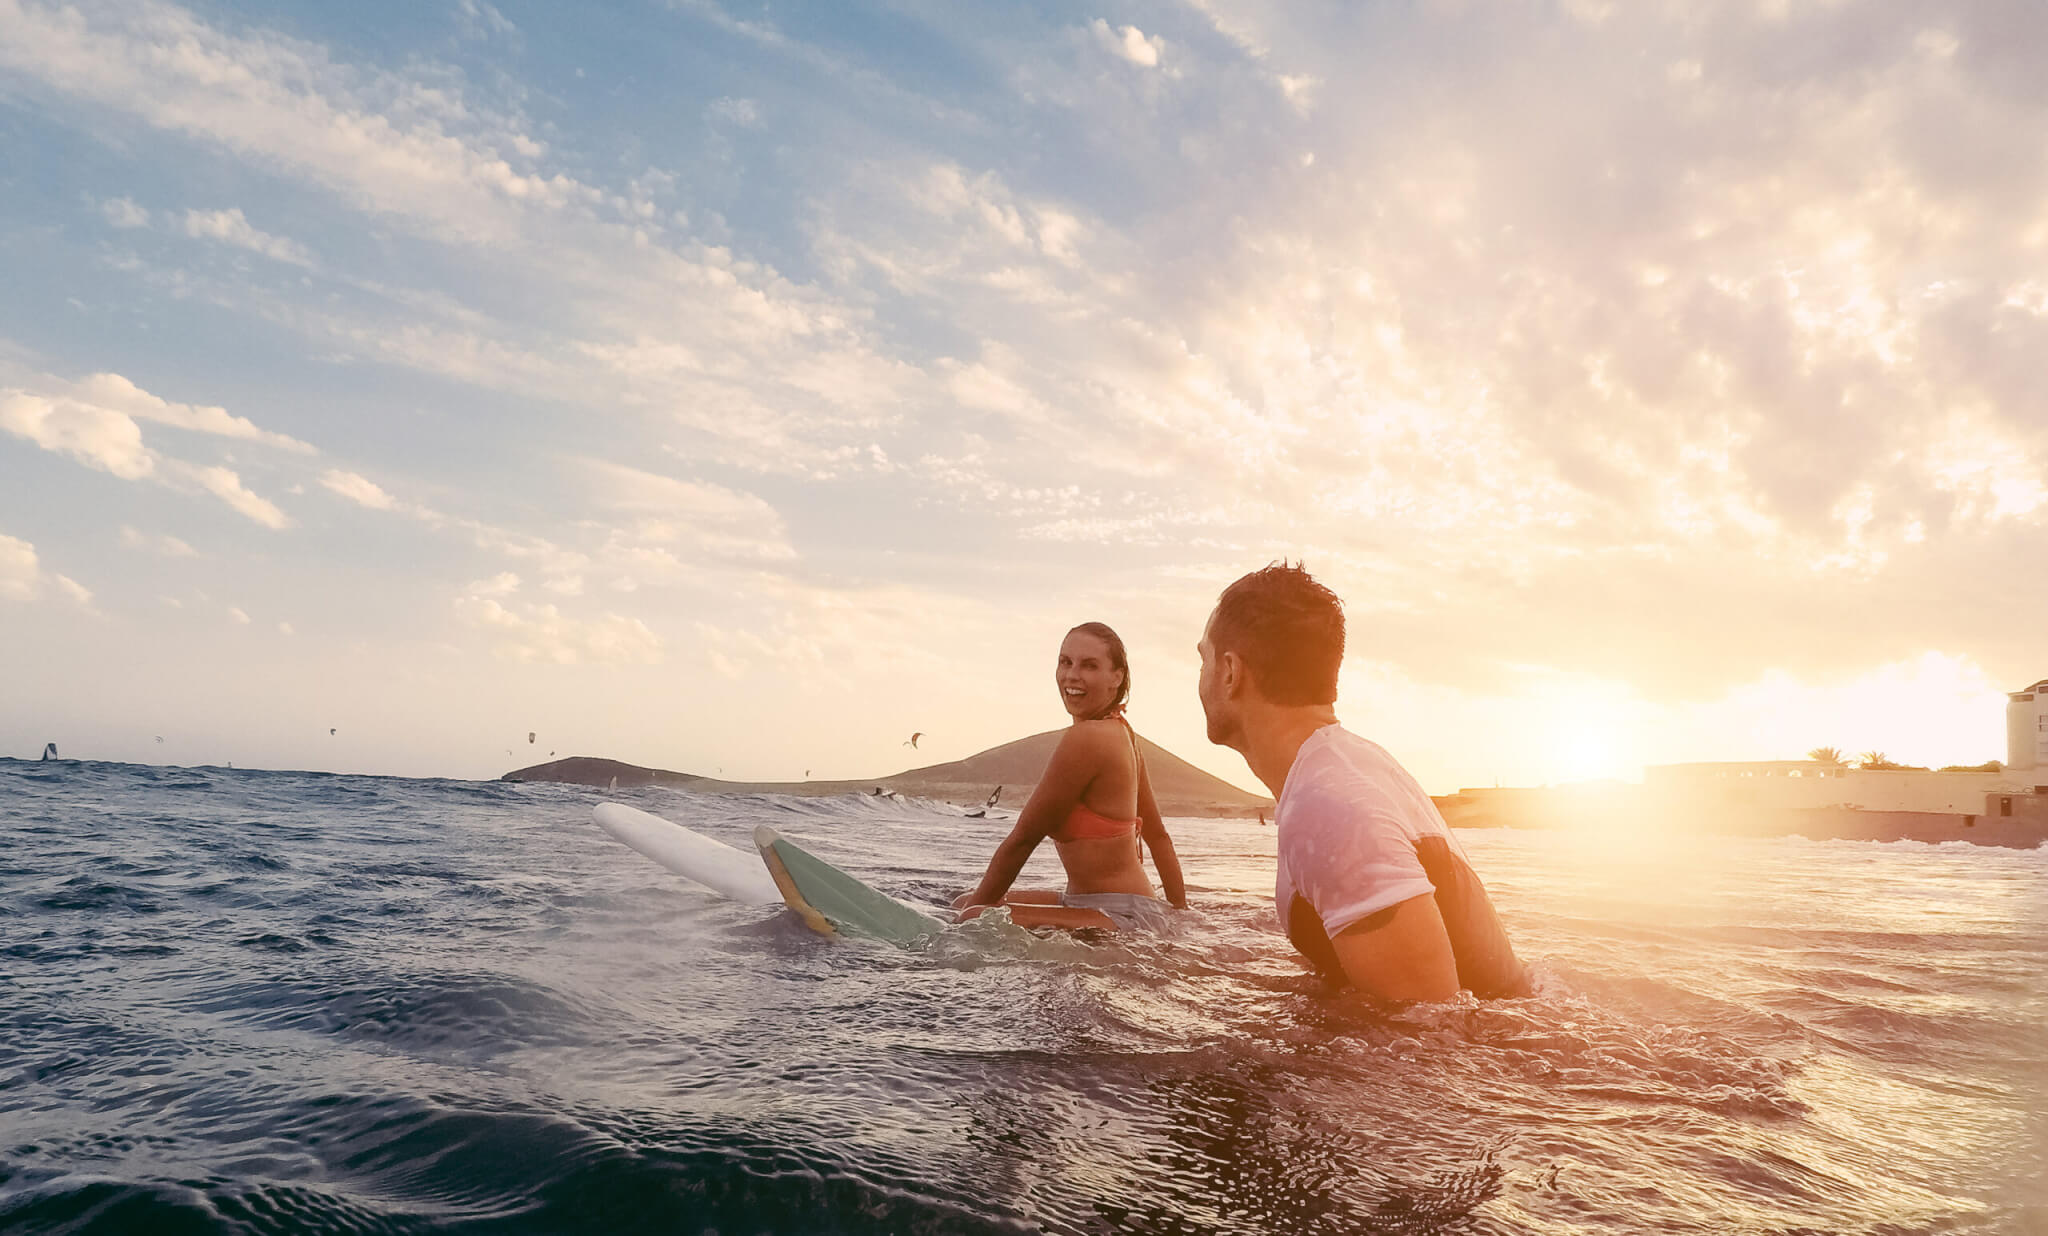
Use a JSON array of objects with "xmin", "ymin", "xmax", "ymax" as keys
[
  {"xmin": 99, "ymin": 196, "xmax": 149, "ymax": 228},
  {"xmin": 1181, "ymin": 0, "xmax": 1269, "ymax": 61},
  {"xmin": 3, "ymin": 0, "xmax": 942, "ymax": 476},
  {"xmin": 1277, "ymin": 74, "xmax": 1317, "ymax": 113},
  {"xmin": 3, "ymin": 390, "xmax": 293, "ymax": 528},
  {"xmin": 454, "ymin": 592, "xmax": 663, "ymax": 664},
  {"xmin": 1089, "ymin": 19, "xmax": 1161, "ymax": 68},
  {"xmin": 581, "ymin": 460, "xmax": 798, "ymax": 563},
  {"xmin": 65, "ymin": 372, "xmax": 314, "ymax": 453},
  {"xmin": 0, "ymin": 389, "xmax": 155, "ymax": 478},
  {"xmin": 0, "ymin": 0, "xmax": 593, "ymax": 243},
  {"xmin": 813, "ymin": 3, "xmax": 2048, "ymax": 698},
  {"xmin": 10, "ymin": 0, "xmax": 2048, "ymax": 782},
  {"xmin": 319, "ymin": 468, "xmax": 396, "ymax": 510},
  {"xmin": 186, "ymin": 464, "xmax": 291, "ymax": 529},
  {"xmin": 182, "ymin": 207, "xmax": 316, "ymax": 267},
  {"xmin": 0, "ymin": 533, "xmax": 39, "ymax": 600},
  {"xmin": 90, "ymin": 193, "xmax": 319, "ymax": 267},
  {"xmin": 455, "ymin": 0, "xmax": 517, "ymax": 42},
  {"xmin": 0, "ymin": 532, "xmax": 92, "ymax": 607},
  {"xmin": 3, "ymin": 372, "xmax": 304, "ymax": 527},
  {"xmin": 1, "ymin": 386, "xmax": 158, "ymax": 478},
  {"xmin": 227, "ymin": 605, "xmax": 250, "ymax": 624},
  {"xmin": 120, "ymin": 525, "xmax": 198, "ymax": 556},
  {"xmin": 708, "ymin": 96, "xmax": 761, "ymax": 127},
  {"xmin": 317, "ymin": 466, "xmax": 446, "ymax": 525}
]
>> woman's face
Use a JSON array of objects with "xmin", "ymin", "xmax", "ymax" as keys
[{"xmin": 1055, "ymin": 630, "xmax": 1123, "ymax": 719}]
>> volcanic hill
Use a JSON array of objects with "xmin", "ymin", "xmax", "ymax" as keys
[{"xmin": 503, "ymin": 730, "xmax": 1271, "ymax": 818}]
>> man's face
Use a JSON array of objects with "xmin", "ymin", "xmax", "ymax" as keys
[{"xmin": 1196, "ymin": 611, "xmax": 1240, "ymax": 748}]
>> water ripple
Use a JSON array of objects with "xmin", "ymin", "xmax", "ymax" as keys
[{"xmin": 0, "ymin": 759, "xmax": 2041, "ymax": 1234}]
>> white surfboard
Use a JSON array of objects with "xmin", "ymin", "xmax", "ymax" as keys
[{"xmin": 592, "ymin": 803, "xmax": 782, "ymax": 903}]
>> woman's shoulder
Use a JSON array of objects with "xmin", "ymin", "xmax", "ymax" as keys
[{"xmin": 1055, "ymin": 718, "xmax": 1128, "ymax": 755}]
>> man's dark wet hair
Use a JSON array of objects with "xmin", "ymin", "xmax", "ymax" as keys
[
  {"xmin": 1067, "ymin": 621, "xmax": 1130, "ymax": 718},
  {"xmin": 1210, "ymin": 563, "xmax": 1343, "ymax": 705}
]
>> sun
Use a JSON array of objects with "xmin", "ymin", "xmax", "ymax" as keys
[
  {"xmin": 1522, "ymin": 675, "xmax": 1646, "ymax": 785},
  {"xmin": 1554, "ymin": 729, "xmax": 1624, "ymax": 784}
]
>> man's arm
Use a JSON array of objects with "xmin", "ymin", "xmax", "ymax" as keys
[{"xmin": 1327, "ymin": 892, "xmax": 1460, "ymax": 1003}]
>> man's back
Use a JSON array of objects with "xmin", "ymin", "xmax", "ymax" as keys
[{"xmin": 1275, "ymin": 725, "xmax": 1529, "ymax": 999}]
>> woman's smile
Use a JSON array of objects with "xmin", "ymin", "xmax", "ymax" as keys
[{"xmin": 1056, "ymin": 630, "xmax": 1122, "ymax": 718}]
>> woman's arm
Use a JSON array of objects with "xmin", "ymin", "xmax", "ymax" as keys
[
  {"xmin": 958, "ymin": 726, "xmax": 1106, "ymax": 908},
  {"xmin": 1135, "ymin": 753, "xmax": 1187, "ymax": 908}
]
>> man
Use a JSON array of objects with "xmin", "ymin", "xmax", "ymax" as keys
[{"xmin": 1198, "ymin": 563, "xmax": 1529, "ymax": 1002}]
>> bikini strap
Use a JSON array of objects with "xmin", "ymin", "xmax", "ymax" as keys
[{"xmin": 1117, "ymin": 714, "xmax": 1142, "ymax": 782}]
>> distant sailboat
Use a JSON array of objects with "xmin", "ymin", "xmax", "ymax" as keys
[{"xmin": 41, "ymin": 742, "xmax": 58, "ymax": 761}]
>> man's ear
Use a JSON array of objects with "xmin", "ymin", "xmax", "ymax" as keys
[{"xmin": 1220, "ymin": 649, "xmax": 1247, "ymax": 698}]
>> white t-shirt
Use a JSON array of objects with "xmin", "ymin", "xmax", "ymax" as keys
[
  {"xmin": 1274, "ymin": 724, "xmax": 1451, "ymax": 935},
  {"xmin": 1273, "ymin": 723, "xmax": 1529, "ymax": 997}
]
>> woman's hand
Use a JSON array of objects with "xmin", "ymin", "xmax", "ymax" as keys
[{"xmin": 950, "ymin": 890, "xmax": 987, "ymax": 911}]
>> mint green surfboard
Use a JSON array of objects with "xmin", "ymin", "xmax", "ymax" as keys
[{"xmin": 753, "ymin": 825, "xmax": 945, "ymax": 947}]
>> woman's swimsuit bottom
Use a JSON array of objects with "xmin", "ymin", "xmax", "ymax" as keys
[{"xmin": 1059, "ymin": 891, "xmax": 1175, "ymax": 931}]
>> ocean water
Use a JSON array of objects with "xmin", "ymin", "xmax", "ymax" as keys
[{"xmin": 1, "ymin": 758, "xmax": 2043, "ymax": 1236}]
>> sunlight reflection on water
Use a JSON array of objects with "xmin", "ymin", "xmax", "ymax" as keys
[{"xmin": 0, "ymin": 760, "xmax": 2042, "ymax": 1234}]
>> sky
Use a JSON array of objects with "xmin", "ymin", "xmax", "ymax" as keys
[{"xmin": 1, "ymin": 0, "xmax": 2043, "ymax": 794}]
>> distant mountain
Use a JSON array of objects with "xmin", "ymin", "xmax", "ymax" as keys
[
  {"xmin": 877, "ymin": 729, "xmax": 1270, "ymax": 816},
  {"xmin": 503, "ymin": 729, "xmax": 1272, "ymax": 818},
  {"xmin": 499, "ymin": 756, "xmax": 700, "ymax": 790}
]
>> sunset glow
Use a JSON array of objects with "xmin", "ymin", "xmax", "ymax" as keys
[{"xmin": 1, "ymin": 3, "xmax": 2040, "ymax": 791}]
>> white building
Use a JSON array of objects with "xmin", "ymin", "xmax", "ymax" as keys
[{"xmin": 2010, "ymin": 679, "xmax": 2048, "ymax": 776}]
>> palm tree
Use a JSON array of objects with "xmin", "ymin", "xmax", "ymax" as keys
[
  {"xmin": 1859, "ymin": 751, "xmax": 1900, "ymax": 770},
  {"xmin": 1807, "ymin": 746, "xmax": 1845, "ymax": 767}
]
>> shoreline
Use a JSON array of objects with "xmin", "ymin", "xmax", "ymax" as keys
[{"xmin": 1436, "ymin": 790, "xmax": 2048, "ymax": 849}]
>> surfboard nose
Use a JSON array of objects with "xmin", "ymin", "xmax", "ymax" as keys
[{"xmin": 753, "ymin": 824, "xmax": 782, "ymax": 848}]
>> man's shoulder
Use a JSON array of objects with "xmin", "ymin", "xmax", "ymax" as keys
[
  {"xmin": 1306, "ymin": 724, "xmax": 1400, "ymax": 767},
  {"xmin": 1287, "ymin": 727, "xmax": 1399, "ymax": 796},
  {"xmin": 1279, "ymin": 728, "xmax": 1438, "ymax": 837}
]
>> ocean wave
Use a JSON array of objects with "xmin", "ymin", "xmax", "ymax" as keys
[{"xmin": 0, "ymin": 761, "xmax": 2037, "ymax": 1234}]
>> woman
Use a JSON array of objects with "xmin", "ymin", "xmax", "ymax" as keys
[{"xmin": 953, "ymin": 622, "xmax": 1188, "ymax": 931}]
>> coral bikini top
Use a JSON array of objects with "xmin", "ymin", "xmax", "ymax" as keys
[
  {"xmin": 1050, "ymin": 713, "xmax": 1141, "ymax": 843},
  {"xmin": 1054, "ymin": 802, "xmax": 1141, "ymax": 843}
]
